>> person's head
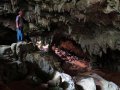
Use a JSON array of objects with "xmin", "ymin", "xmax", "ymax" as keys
[{"xmin": 18, "ymin": 9, "xmax": 24, "ymax": 16}]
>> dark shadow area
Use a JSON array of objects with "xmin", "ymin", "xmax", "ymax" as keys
[
  {"xmin": 0, "ymin": 24, "xmax": 16, "ymax": 45},
  {"xmin": 92, "ymin": 47, "xmax": 120, "ymax": 72}
]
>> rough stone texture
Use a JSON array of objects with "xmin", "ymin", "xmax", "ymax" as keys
[
  {"xmin": 37, "ymin": 57, "xmax": 54, "ymax": 75},
  {"xmin": 0, "ymin": 42, "xmax": 35, "ymax": 61},
  {"xmin": 74, "ymin": 73, "xmax": 120, "ymax": 90},
  {"xmin": 0, "ymin": 0, "xmax": 120, "ymax": 54},
  {"xmin": 0, "ymin": 0, "xmax": 120, "ymax": 30},
  {"xmin": 0, "ymin": 44, "xmax": 120, "ymax": 89},
  {"xmin": 76, "ymin": 77, "xmax": 96, "ymax": 90},
  {"xmin": 93, "ymin": 69, "xmax": 120, "ymax": 86},
  {"xmin": 90, "ymin": 73, "xmax": 120, "ymax": 90},
  {"xmin": 0, "ymin": 45, "xmax": 11, "ymax": 56},
  {"xmin": 0, "ymin": 60, "xmax": 27, "ymax": 83},
  {"xmin": 16, "ymin": 42, "xmax": 35, "ymax": 55},
  {"xmin": 0, "ymin": 0, "xmax": 120, "ymax": 89},
  {"xmin": 11, "ymin": 43, "xmax": 17, "ymax": 57},
  {"xmin": 50, "ymin": 71, "xmax": 75, "ymax": 90},
  {"xmin": 0, "ymin": 45, "xmax": 13, "ymax": 60},
  {"xmin": 25, "ymin": 52, "xmax": 55, "ymax": 81}
]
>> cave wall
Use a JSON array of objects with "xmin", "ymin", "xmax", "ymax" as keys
[{"xmin": 0, "ymin": 0, "xmax": 120, "ymax": 30}]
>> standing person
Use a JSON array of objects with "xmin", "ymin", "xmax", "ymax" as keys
[{"xmin": 16, "ymin": 9, "xmax": 27, "ymax": 42}]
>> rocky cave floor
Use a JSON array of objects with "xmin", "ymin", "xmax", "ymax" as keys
[{"xmin": 0, "ymin": 37, "xmax": 120, "ymax": 90}]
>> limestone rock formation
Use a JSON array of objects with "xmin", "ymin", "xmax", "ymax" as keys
[
  {"xmin": 76, "ymin": 77, "xmax": 96, "ymax": 90},
  {"xmin": 25, "ymin": 52, "xmax": 55, "ymax": 81},
  {"xmin": 75, "ymin": 73, "xmax": 120, "ymax": 90},
  {"xmin": 0, "ymin": 0, "xmax": 120, "ymax": 54},
  {"xmin": 0, "ymin": 0, "xmax": 120, "ymax": 89},
  {"xmin": 49, "ymin": 71, "xmax": 75, "ymax": 90},
  {"xmin": 90, "ymin": 73, "xmax": 120, "ymax": 90},
  {"xmin": 0, "ymin": 40, "xmax": 119, "ymax": 89},
  {"xmin": 0, "ymin": 45, "xmax": 12, "ymax": 56}
]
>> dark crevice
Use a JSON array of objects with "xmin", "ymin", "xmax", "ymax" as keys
[{"xmin": 0, "ymin": 24, "xmax": 16, "ymax": 45}]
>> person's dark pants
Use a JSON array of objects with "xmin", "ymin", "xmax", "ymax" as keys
[{"xmin": 17, "ymin": 28, "xmax": 24, "ymax": 42}]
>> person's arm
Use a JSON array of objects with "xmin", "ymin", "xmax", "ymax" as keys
[{"xmin": 16, "ymin": 16, "xmax": 19, "ymax": 28}]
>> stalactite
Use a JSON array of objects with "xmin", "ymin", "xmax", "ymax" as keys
[
  {"xmin": 68, "ymin": 26, "xmax": 72, "ymax": 35},
  {"xmin": 58, "ymin": 1, "xmax": 65, "ymax": 12},
  {"xmin": 103, "ymin": 0, "xmax": 120, "ymax": 13},
  {"xmin": 3, "ymin": 3, "xmax": 12, "ymax": 13},
  {"xmin": 10, "ymin": 0, "xmax": 18, "ymax": 12},
  {"xmin": 72, "ymin": 0, "xmax": 77, "ymax": 5},
  {"xmin": 78, "ymin": 37, "xmax": 81, "ymax": 44},
  {"xmin": 35, "ymin": 3, "xmax": 41, "ymax": 15},
  {"xmin": 54, "ymin": 4, "xmax": 58, "ymax": 11}
]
